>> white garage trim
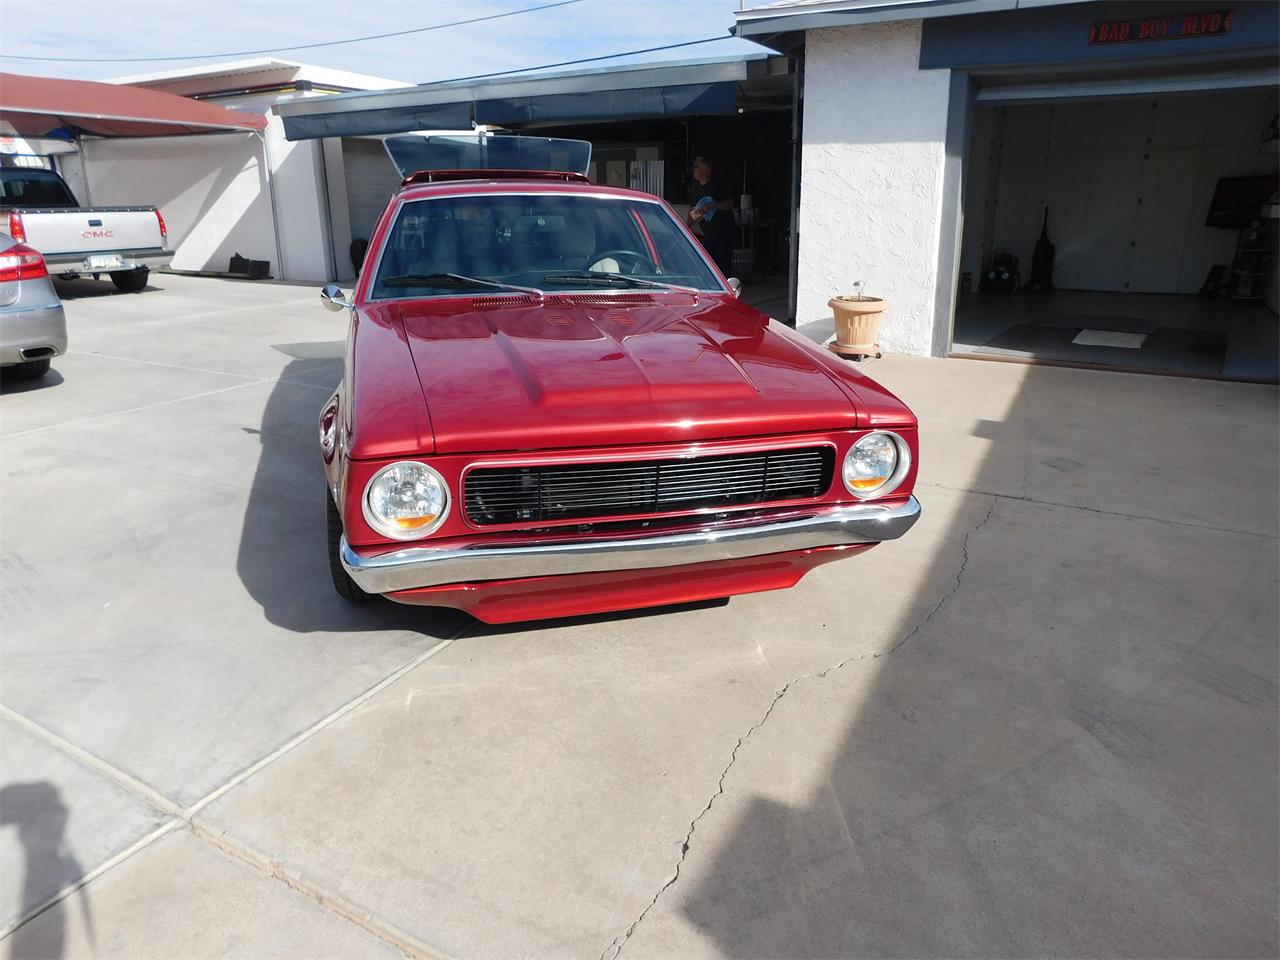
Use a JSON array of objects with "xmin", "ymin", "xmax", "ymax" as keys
[{"xmin": 977, "ymin": 66, "xmax": 1280, "ymax": 103}]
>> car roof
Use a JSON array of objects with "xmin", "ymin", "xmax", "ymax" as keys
[{"xmin": 395, "ymin": 176, "xmax": 660, "ymax": 205}]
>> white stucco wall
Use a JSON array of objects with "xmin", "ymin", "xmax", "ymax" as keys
[{"xmin": 798, "ymin": 21, "xmax": 951, "ymax": 355}]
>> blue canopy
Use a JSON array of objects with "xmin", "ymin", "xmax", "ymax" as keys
[{"xmin": 275, "ymin": 55, "xmax": 766, "ymax": 141}]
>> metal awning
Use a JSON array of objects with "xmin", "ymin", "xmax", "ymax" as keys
[
  {"xmin": 0, "ymin": 71, "xmax": 268, "ymax": 138},
  {"xmin": 274, "ymin": 54, "xmax": 789, "ymax": 141}
]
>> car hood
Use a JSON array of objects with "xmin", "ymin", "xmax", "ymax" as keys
[{"xmin": 396, "ymin": 294, "xmax": 861, "ymax": 453}]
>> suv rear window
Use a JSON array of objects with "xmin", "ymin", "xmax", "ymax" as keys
[{"xmin": 0, "ymin": 169, "xmax": 78, "ymax": 208}]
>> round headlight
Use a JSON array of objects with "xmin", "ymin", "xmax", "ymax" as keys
[
  {"xmin": 843, "ymin": 432, "xmax": 910, "ymax": 499},
  {"xmin": 362, "ymin": 461, "xmax": 449, "ymax": 540}
]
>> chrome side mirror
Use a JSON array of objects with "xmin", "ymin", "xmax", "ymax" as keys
[
  {"xmin": 321, "ymin": 283, "xmax": 352, "ymax": 312},
  {"xmin": 727, "ymin": 277, "xmax": 742, "ymax": 298}
]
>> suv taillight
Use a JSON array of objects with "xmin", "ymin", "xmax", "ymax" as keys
[
  {"xmin": 155, "ymin": 209, "xmax": 167, "ymax": 241},
  {"xmin": 0, "ymin": 243, "xmax": 48, "ymax": 283},
  {"xmin": 7, "ymin": 211, "xmax": 25, "ymax": 244}
]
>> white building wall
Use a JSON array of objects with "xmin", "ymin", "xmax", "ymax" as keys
[
  {"xmin": 262, "ymin": 107, "xmax": 333, "ymax": 282},
  {"xmin": 78, "ymin": 108, "xmax": 337, "ymax": 282},
  {"xmin": 76, "ymin": 65, "xmax": 405, "ymax": 284},
  {"xmin": 78, "ymin": 131, "xmax": 277, "ymax": 275},
  {"xmin": 798, "ymin": 22, "xmax": 952, "ymax": 355}
]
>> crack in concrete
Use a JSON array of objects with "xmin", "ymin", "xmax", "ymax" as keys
[
  {"xmin": 600, "ymin": 497, "xmax": 998, "ymax": 959},
  {"xmin": 920, "ymin": 479, "xmax": 1276, "ymax": 541},
  {"xmin": 889, "ymin": 496, "xmax": 996, "ymax": 655},
  {"xmin": 598, "ymin": 672, "xmax": 812, "ymax": 960}
]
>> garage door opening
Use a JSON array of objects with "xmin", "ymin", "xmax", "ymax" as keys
[{"xmin": 954, "ymin": 87, "xmax": 1279, "ymax": 382}]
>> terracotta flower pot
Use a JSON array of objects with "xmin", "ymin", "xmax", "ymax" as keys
[{"xmin": 828, "ymin": 295, "xmax": 885, "ymax": 358}]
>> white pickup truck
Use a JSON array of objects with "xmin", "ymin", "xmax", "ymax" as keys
[{"xmin": 0, "ymin": 167, "xmax": 171, "ymax": 292}]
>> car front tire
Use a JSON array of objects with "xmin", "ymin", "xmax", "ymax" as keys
[
  {"xmin": 327, "ymin": 489, "xmax": 374, "ymax": 602},
  {"xmin": 110, "ymin": 268, "xmax": 149, "ymax": 293},
  {"xmin": 2, "ymin": 358, "xmax": 51, "ymax": 381}
]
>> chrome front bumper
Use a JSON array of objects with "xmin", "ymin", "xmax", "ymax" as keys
[{"xmin": 342, "ymin": 496, "xmax": 921, "ymax": 595}]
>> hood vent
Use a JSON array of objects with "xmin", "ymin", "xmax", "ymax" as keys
[
  {"xmin": 471, "ymin": 294, "xmax": 540, "ymax": 309},
  {"xmin": 549, "ymin": 293, "xmax": 657, "ymax": 306}
]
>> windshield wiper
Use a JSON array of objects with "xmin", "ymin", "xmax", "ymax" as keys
[
  {"xmin": 381, "ymin": 273, "xmax": 543, "ymax": 296},
  {"xmin": 540, "ymin": 272, "xmax": 699, "ymax": 294}
]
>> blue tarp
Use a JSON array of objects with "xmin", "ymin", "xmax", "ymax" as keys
[
  {"xmin": 281, "ymin": 102, "xmax": 474, "ymax": 141},
  {"xmin": 474, "ymin": 81, "xmax": 738, "ymax": 126},
  {"xmin": 279, "ymin": 81, "xmax": 739, "ymax": 141}
]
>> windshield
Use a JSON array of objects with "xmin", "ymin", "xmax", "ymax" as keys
[
  {"xmin": 384, "ymin": 134, "xmax": 591, "ymax": 177},
  {"xmin": 0, "ymin": 169, "xmax": 77, "ymax": 208},
  {"xmin": 370, "ymin": 193, "xmax": 724, "ymax": 299}
]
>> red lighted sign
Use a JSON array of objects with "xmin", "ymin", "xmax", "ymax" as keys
[{"xmin": 1089, "ymin": 10, "xmax": 1232, "ymax": 44}]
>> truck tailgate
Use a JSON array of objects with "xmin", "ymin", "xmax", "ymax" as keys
[{"xmin": 19, "ymin": 207, "xmax": 164, "ymax": 262}]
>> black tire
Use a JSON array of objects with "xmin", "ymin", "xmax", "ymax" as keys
[
  {"xmin": 327, "ymin": 490, "xmax": 374, "ymax": 602},
  {"xmin": 110, "ymin": 268, "xmax": 149, "ymax": 292},
  {"xmin": 3, "ymin": 358, "xmax": 51, "ymax": 381}
]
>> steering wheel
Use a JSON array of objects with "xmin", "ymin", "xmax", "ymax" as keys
[{"xmin": 586, "ymin": 248, "xmax": 653, "ymax": 275}]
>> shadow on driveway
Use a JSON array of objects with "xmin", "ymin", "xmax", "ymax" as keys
[
  {"xmin": 235, "ymin": 355, "xmax": 465, "ymax": 641},
  {"xmin": 0, "ymin": 368, "xmax": 64, "ymax": 396},
  {"xmin": 673, "ymin": 365, "xmax": 1279, "ymax": 957},
  {"xmin": 0, "ymin": 782, "xmax": 93, "ymax": 960}
]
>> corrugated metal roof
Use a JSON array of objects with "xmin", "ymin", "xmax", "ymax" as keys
[{"xmin": 0, "ymin": 70, "xmax": 268, "ymax": 137}]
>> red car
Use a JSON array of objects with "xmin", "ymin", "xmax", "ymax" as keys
[{"xmin": 319, "ymin": 166, "xmax": 919, "ymax": 624}]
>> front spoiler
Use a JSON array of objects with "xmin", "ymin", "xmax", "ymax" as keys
[{"xmin": 342, "ymin": 496, "xmax": 921, "ymax": 595}]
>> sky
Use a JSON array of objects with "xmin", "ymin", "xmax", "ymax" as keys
[{"xmin": 0, "ymin": 0, "xmax": 771, "ymax": 85}]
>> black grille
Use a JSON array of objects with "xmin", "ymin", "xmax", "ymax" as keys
[{"xmin": 464, "ymin": 447, "xmax": 834, "ymax": 526}]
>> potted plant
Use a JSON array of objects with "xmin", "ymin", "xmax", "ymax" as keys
[{"xmin": 828, "ymin": 281, "xmax": 885, "ymax": 360}]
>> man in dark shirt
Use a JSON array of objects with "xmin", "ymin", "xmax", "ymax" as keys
[{"xmin": 688, "ymin": 156, "xmax": 735, "ymax": 279}]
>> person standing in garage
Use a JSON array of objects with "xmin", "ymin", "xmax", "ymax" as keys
[{"xmin": 688, "ymin": 156, "xmax": 736, "ymax": 279}]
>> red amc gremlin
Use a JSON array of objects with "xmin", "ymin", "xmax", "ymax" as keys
[{"xmin": 318, "ymin": 165, "xmax": 920, "ymax": 624}]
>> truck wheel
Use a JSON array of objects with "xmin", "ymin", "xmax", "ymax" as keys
[
  {"xmin": 327, "ymin": 490, "xmax": 374, "ymax": 602},
  {"xmin": 2, "ymin": 358, "xmax": 51, "ymax": 381},
  {"xmin": 110, "ymin": 268, "xmax": 149, "ymax": 292}
]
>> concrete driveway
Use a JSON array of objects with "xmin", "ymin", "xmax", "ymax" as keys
[{"xmin": 1, "ymin": 274, "xmax": 1276, "ymax": 959}]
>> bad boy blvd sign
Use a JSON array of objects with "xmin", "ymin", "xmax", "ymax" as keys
[{"xmin": 1089, "ymin": 10, "xmax": 1232, "ymax": 44}]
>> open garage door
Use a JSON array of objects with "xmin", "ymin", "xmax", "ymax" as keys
[
  {"xmin": 955, "ymin": 82, "xmax": 1279, "ymax": 382},
  {"xmin": 341, "ymin": 138, "xmax": 402, "ymax": 253}
]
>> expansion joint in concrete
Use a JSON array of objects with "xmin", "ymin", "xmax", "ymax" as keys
[{"xmin": 0, "ymin": 628, "xmax": 472, "ymax": 954}]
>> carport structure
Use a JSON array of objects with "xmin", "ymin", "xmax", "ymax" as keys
[
  {"xmin": 272, "ymin": 54, "xmax": 802, "ymax": 319},
  {"xmin": 0, "ymin": 71, "xmax": 282, "ymax": 268},
  {"xmin": 0, "ymin": 71, "xmax": 268, "ymax": 139}
]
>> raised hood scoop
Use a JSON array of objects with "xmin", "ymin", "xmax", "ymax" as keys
[{"xmin": 398, "ymin": 297, "xmax": 858, "ymax": 454}]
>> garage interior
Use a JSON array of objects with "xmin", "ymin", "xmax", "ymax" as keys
[{"xmin": 954, "ymin": 85, "xmax": 1279, "ymax": 382}]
